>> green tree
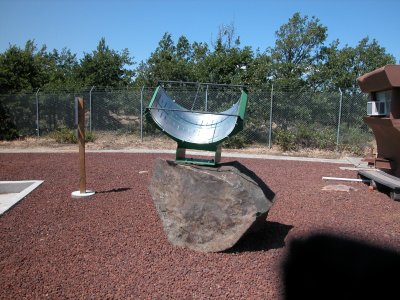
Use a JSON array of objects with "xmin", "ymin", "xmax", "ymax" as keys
[
  {"xmin": 0, "ymin": 40, "xmax": 49, "ymax": 93},
  {"xmin": 270, "ymin": 12, "xmax": 327, "ymax": 89},
  {"xmin": 43, "ymin": 47, "xmax": 79, "ymax": 91},
  {"xmin": 246, "ymin": 50, "xmax": 272, "ymax": 88},
  {"xmin": 77, "ymin": 37, "xmax": 134, "ymax": 88},
  {"xmin": 135, "ymin": 33, "xmax": 194, "ymax": 86},
  {"xmin": 197, "ymin": 23, "xmax": 253, "ymax": 84},
  {"xmin": 313, "ymin": 37, "xmax": 396, "ymax": 92},
  {"xmin": 176, "ymin": 36, "xmax": 192, "ymax": 61},
  {"xmin": 190, "ymin": 41, "xmax": 210, "ymax": 82}
]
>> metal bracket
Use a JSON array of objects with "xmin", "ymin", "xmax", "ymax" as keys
[{"xmin": 175, "ymin": 145, "xmax": 222, "ymax": 166}]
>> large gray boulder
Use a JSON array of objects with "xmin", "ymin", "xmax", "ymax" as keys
[{"xmin": 149, "ymin": 158, "xmax": 275, "ymax": 252}]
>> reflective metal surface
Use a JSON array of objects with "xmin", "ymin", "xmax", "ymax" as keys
[{"xmin": 148, "ymin": 87, "xmax": 241, "ymax": 145}]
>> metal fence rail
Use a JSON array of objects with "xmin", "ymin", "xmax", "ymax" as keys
[{"xmin": 0, "ymin": 86, "xmax": 372, "ymax": 152}]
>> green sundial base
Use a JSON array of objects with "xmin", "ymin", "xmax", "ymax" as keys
[
  {"xmin": 175, "ymin": 145, "xmax": 221, "ymax": 166},
  {"xmin": 175, "ymin": 158, "xmax": 218, "ymax": 166}
]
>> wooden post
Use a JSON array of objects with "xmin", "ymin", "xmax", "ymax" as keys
[{"xmin": 72, "ymin": 97, "xmax": 94, "ymax": 198}]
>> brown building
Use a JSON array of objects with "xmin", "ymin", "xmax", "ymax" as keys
[{"xmin": 357, "ymin": 64, "xmax": 400, "ymax": 178}]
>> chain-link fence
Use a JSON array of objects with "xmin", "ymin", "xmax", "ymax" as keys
[{"xmin": 0, "ymin": 86, "xmax": 372, "ymax": 153}]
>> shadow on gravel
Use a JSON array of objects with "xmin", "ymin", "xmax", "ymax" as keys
[
  {"xmin": 97, "ymin": 187, "xmax": 132, "ymax": 194},
  {"xmin": 226, "ymin": 221, "xmax": 294, "ymax": 253}
]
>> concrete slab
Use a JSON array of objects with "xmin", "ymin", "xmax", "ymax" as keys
[
  {"xmin": 0, "ymin": 180, "xmax": 44, "ymax": 215},
  {"xmin": 344, "ymin": 157, "xmax": 369, "ymax": 167}
]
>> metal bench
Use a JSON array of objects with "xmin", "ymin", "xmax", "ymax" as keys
[{"xmin": 358, "ymin": 169, "xmax": 400, "ymax": 200}]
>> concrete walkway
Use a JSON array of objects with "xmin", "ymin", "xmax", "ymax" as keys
[{"xmin": 0, "ymin": 147, "xmax": 364, "ymax": 166}]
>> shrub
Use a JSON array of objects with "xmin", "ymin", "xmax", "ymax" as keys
[
  {"xmin": 313, "ymin": 127, "xmax": 336, "ymax": 151},
  {"xmin": 48, "ymin": 127, "xmax": 77, "ymax": 143},
  {"xmin": 143, "ymin": 116, "xmax": 159, "ymax": 135},
  {"xmin": 338, "ymin": 125, "xmax": 373, "ymax": 156},
  {"xmin": 273, "ymin": 124, "xmax": 338, "ymax": 152},
  {"xmin": 85, "ymin": 131, "xmax": 96, "ymax": 143},
  {"xmin": 48, "ymin": 126, "xmax": 95, "ymax": 144},
  {"xmin": 223, "ymin": 133, "xmax": 249, "ymax": 149},
  {"xmin": 295, "ymin": 124, "xmax": 315, "ymax": 148},
  {"xmin": 274, "ymin": 128, "xmax": 296, "ymax": 151},
  {"xmin": 272, "ymin": 122, "xmax": 372, "ymax": 155},
  {"xmin": 0, "ymin": 103, "xmax": 20, "ymax": 140}
]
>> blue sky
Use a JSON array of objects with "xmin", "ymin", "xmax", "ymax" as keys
[{"xmin": 1, "ymin": 0, "xmax": 399, "ymax": 65}]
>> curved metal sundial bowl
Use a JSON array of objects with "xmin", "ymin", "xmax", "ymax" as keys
[{"xmin": 147, "ymin": 82, "xmax": 248, "ymax": 165}]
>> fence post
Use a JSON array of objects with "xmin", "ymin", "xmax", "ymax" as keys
[
  {"xmin": 35, "ymin": 88, "xmax": 40, "ymax": 137},
  {"xmin": 205, "ymin": 84, "xmax": 209, "ymax": 112},
  {"xmin": 89, "ymin": 86, "xmax": 95, "ymax": 133},
  {"xmin": 268, "ymin": 84, "xmax": 274, "ymax": 149},
  {"xmin": 336, "ymin": 88, "xmax": 343, "ymax": 149},
  {"xmin": 140, "ymin": 85, "xmax": 144, "ymax": 142}
]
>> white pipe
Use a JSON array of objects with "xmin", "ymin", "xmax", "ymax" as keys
[{"xmin": 322, "ymin": 176, "xmax": 371, "ymax": 183}]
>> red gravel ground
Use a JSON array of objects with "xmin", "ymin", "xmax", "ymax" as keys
[{"xmin": 1, "ymin": 153, "xmax": 399, "ymax": 299}]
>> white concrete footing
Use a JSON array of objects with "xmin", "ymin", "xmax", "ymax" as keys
[{"xmin": 71, "ymin": 190, "xmax": 95, "ymax": 198}]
